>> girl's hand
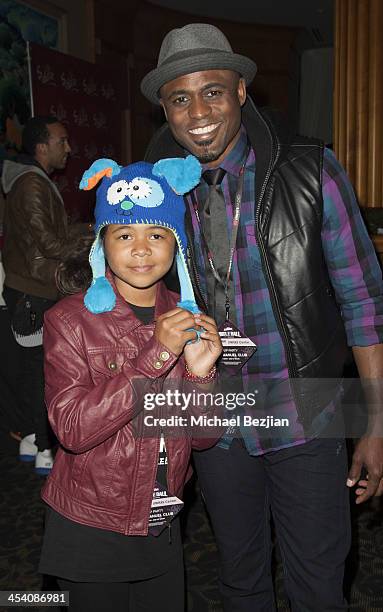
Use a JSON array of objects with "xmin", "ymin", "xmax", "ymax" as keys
[
  {"xmin": 184, "ymin": 313, "xmax": 222, "ymax": 376},
  {"xmin": 155, "ymin": 308, "xmax": 198, "ymax": 356}
]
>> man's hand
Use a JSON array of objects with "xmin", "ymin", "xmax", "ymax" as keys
[
  {"xmin": 349, "ymin": 344, "xmax": 383, "ymax": 503},
  {"xmin": 347, "ymin": 436, "xmax": 383, "ymax": 503}
]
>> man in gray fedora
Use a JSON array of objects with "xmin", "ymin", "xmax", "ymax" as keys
[{"xmin": 141, "ymin": 23, "xmax": 383, "ymax": 611}]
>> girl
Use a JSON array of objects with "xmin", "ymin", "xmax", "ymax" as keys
[{"xmin": 38, "ymin": 156, "xmax": 222, "ymax": 611}]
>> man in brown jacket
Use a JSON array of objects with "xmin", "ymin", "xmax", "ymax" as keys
[{"xmin": 2, "ymin": 116, "xmax": 73, "ymax": 474}]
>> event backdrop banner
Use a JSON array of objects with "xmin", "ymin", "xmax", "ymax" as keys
[{"xmin": 28, "ymin": 42, "xmax": 124, "ymax": 221}]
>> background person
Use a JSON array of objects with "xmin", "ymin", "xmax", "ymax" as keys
[{"xmin": 1, "ymin": 115, "xmax": 85, "ymax": 474}]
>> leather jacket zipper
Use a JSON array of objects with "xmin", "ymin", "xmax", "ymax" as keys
[
  {"xmin": 254, "ymin": 139, "xmax": 306, "ymax": 425},
  {"xmin": 125, "ymin": 428, "xmax": 141, "ymax": 536},
  {"xmin": 163, "ymin": 434, "xmax": 173, "ymax": 545}
]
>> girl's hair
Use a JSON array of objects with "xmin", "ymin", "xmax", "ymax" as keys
[
  {"xmin": 56, "ymin": 226, "xmax": 179, "ymax": 297},
  {"xmin": 56, "ymin": 230, "xmax": 99, "ymax": 296}
]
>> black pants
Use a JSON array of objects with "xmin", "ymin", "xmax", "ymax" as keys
[
  {"xmin": 0, "ymin": 305, "xmax": 24, "ymax": 433},
  {"xmin": 57, "ymin": 564, "xmax": 184, "ymax": 612},
  {"xmin": 193, "ymin": 432, "xmax": 351, "ymax": 612},
  {"xmin": 2, "ymin": 286, "xmax": 55, "ymax": 451}
]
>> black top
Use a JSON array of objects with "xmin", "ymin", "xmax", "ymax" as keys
[
  {"xmin": 127, "ymin": 302, "xmax": 155, "ymax": 325},
  {"xmin": 38, "ymin": 302, "xmax": 182, "ymax": 582}
]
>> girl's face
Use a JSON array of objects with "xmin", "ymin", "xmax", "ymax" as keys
[{"xmin": 103, "ymin": 224, "xmax": 176, "ymax": 305}]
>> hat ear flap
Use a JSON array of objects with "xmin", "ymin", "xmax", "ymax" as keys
[
  {"xmin": 80, "ymin": 158, "xmax": 122, "ymax": 191},
  {"xmin": 175, "ymin": 251, "xmax": 199, "ymax": 313},
  {"xmin": 175, "ymin": 250, "xmax": 201, "ymax": 342},
  {"xmin": 153, "ymin": 155, "xmax": 201, "ymax": 194},
  {"xmin": 84, "ymin": 234, "xmax": 116, "ymax": 313}
]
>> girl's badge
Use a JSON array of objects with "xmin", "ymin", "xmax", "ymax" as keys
[
  {"xmin": 148, "ymin": 482, "xmax": 184, "ymax": 536},
  {"xmin": 218, "ymin": 320, "xmax": 257, "ymax": 371}
]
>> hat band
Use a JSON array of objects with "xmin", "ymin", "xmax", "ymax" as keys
[{"xmin": 160, "ymin": 47, "xmax": 233, "ymax": 67}]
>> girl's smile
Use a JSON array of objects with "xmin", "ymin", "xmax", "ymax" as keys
[{"xmin": 129, "ymin": 265, "xmax": 155, "ymax": 272}]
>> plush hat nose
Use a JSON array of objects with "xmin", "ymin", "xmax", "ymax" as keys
[{"xmin": 121, "ymin": 200, "xmax": 134, "ymax": 210}]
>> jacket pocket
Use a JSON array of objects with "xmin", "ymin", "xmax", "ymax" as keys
[
  {"xmin": 74, "ymin": 431, "xmax": 125, "ymax": 508},
  {"xmin": 87, "ymin": 348, "xmax": 138, "ymax": 383},
  {"xmin": 70, "ymin": 449, "xmax": 91, "ymax": 486}
]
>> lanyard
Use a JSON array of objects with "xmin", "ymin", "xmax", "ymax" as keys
[{"xmin": 190, "ymin": 145, "xmax": 250, "ymax": 320}]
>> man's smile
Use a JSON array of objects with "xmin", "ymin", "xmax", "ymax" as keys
[{"xmin": 188, "ymin": 122, "xmax": 221, "ymax": 136}]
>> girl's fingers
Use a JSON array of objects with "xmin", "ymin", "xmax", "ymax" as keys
[
  {"xmin": 194, "ymin": 319, "xmax": 218, "ymax": 333},
  {"xmin": 194, "ymin": 313, "xmax": 218, "ymax": 327},
  {"xmin": 168, "ymin": 314, "xmax": 196, "ymax": 330},
  {"xmin": 200, "ymin": 331, "xmax": 222, "ymax": 348},
  {"xmin": 200, "ymin": 330, "xmax": 220, "ymax": 340},
  {"xmin": 160, "ymin": 308, "xmax": 195, "ymax": 323},
  {"xmin": 159, "ymin": 307, "xmax": 184, "ymax": 318},
  {"xmin": 185, "ymin": 329, "xmax": 200, "ymax": 343}
]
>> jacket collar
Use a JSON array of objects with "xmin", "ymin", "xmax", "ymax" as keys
[
  {"xmin": 16, "ymin": 154, "xmax": 49, "ymax": 175},
  {"xmin": 1, "ymin": 158, "xmax": 64, "ymax": 203},
  {"xmin": 104, "ymin": 268, "xmax": 175, "ymax": 335}
]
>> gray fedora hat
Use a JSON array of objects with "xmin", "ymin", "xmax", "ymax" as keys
[{"xmin": 141, "ymin": 23, "xmax": 257, "ymax": 105}]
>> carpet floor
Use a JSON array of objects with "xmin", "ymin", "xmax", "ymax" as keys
[{"xmin": 0, "ymin": 434, "xmax": 382, "ymax": 611}]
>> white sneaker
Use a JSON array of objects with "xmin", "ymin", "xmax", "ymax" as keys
[
  {"xmin": 19, "ymin": 434, "xmax": 38, "ymax": 462},
  {"xmin": 35, "ymin": 448, "xmax": 54, "ymax": 476}
]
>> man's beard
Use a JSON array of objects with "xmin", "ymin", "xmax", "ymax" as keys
[{"xmin": 195, "ymin": 141, "xmax": 220, "ymax": 164}]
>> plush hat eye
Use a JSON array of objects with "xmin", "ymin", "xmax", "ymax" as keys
[
  {"xmin": 126, "ymin": 177, "xmax": 164, "ymax": 208},
  {"xmin": 126, "ymin": 178, "xmax": 152, "ymax": 200},
  {"xmin": 107, "ymin": 180, "xmax": 129, "ymax": 205}
]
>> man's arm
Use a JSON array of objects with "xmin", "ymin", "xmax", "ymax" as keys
[
  {"xmin": 22, "ymin": 173, "xmax": 70, "ymax": 260},
  {"xmin": 348, "ymin": 345, "xmax": 383, "ymax": 503},
  {"xmin": 322, "ymin": 148, "xmax": 383, "ymax": 503}
]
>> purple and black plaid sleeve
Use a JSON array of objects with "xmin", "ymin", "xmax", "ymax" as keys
[{"xmin": 322, "ymin": 148, "xmax": 383, "ymax": 347}]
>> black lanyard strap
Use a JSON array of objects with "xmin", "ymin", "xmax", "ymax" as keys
[{"xmin": 190, "ymin": 145, "xmax": 250, "ymax": 320}]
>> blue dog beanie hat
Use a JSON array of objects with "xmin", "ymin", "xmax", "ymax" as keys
[{"xmin": 79, "ymin": 156, "xmax": 201, "ymax": 314}]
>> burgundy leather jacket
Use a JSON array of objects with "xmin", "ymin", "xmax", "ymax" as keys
[{"xmin": 41, "ymin": 278, "xmax": 217, "ymax": 535}]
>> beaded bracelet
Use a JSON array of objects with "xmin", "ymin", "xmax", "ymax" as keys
[{"xmin": 183, "ymin": 363, "xmax": 217, "ymax": 382}]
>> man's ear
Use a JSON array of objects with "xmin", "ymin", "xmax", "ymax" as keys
[
  {"xmin": 237, "ymin": 77, "xmax": 247, "ymax": 107},
  {"xmin": 160, "ymin": 99, "xmax": 168, "ymax": 121},
  {"xmin": 35, "ymin": 142, "xmax": 47, "ymax": 158}
]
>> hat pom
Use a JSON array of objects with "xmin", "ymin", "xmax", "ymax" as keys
[
  {"xmin": 153, "ymin": 155, "xmax": 201, "ymax": 194},
  {"xmin": 84, "ymin": 277, "xmax": 116, "ymax": 314}
]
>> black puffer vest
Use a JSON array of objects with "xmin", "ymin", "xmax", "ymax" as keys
[{"xmin": 145, "ymin": 98, "xmax": 348, "ymax": 428}]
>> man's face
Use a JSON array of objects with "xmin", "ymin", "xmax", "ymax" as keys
[
  {"xmin": 160, "ymin": 70, "xmax": 246, "ymax": 166},
  {"xmin": 40, "ymin": 122, "xmax": 71, "ymax": 172}
]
